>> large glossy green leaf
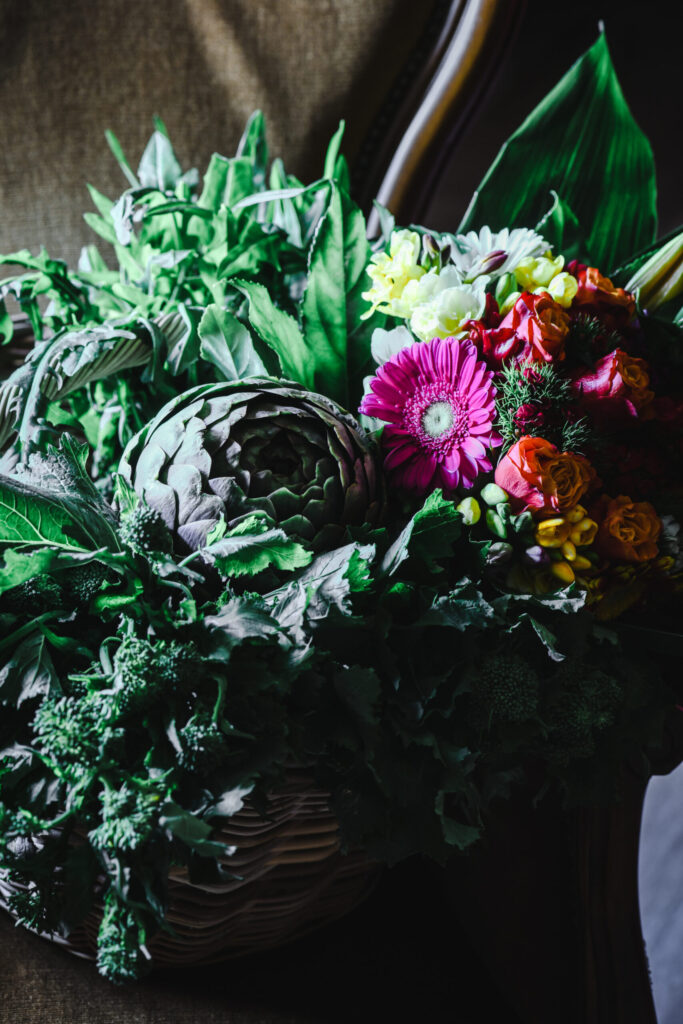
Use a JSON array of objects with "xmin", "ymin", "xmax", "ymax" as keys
[
  {"xmin": 460, "ymin": 33, "xmax": 657, "ymax": 270},
  {"xmin": 301, "ymin": 184, "xmax": 376, "ymax": 407}
]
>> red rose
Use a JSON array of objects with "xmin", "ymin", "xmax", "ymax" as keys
[
  {"xmin": 572, "ymin": 348, "xmax": 654, "ymax": 419},
  {"xmin": 494, "ymin": 436, "xmax": 596, "ymax": 513},
  {"xmin": 474, "ymin": 292, "xmax": 570, "ymax": 370}
]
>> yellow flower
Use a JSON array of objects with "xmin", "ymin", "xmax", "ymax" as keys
[
  {"xmin": 514, "ymin": 253, "xmax": 565, "ymax": 290},
  {"xmin": 545, "ymin": 272, "xmax": 579, "ymax": 308},
  {"xmin": 535, "ymin": 506, "xmax": 597, "ymax": 550},
  {"xmin": 362, "ymin": 229, "xmax": 425, "ymax": 319}
]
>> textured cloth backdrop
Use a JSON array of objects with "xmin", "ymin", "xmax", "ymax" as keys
[{"xmin": 0, "ymin": 0, "xmax": 428, "ymax": 266}]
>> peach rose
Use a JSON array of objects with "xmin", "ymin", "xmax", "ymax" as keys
[
  {"xmin": 593, "ymin": 494, "xmax": 661, "ymax": 562},
  {"xmin": 494, "ymin": 436, "xmax": 596, "ymax": 513}
]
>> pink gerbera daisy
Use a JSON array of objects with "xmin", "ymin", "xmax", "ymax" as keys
[{"xmin": 360, "ymin": 337, "xmax": 502, "ymax": 494}]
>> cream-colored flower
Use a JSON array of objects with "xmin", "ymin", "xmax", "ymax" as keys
[
  {"xmin": 362, "ymin": 229, "xmax": 425, "ymax": 318},
  {"xmin": 409, "ymin": 273, "xmax": 487, "ymax": 342}
]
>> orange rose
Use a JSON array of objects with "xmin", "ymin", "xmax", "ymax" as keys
[
  {"xmin": 593, "ymin": 494, "xmax": 661, "ymax": 562},
  {"xmin": 494, "ymin": 436, "xmax": 596, "ymax": 513},
  {"xmin": 573, "ymin": 267, "xmax": 636, "ymax": 319}
]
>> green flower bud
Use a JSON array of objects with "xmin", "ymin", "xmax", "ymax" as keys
[
  {"xmin": 480, "ymin": 482, "xmax": 509, "ymax": 506},
  {"xmin": 494, "ymin": 272, "xmax": 518, "ymax": 307},
  {"xmin": 456, "ymin": 497, "xmax": 481, "ymax": 525},
  {"xmin": 486, "ymin": 508, "xmax": 507, "ymax": 539}
]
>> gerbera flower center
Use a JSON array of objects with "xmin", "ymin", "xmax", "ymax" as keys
[
  {"xmin": 404, "ymin": 382, "xmax": 469, "ymax": 454},
  {"xmin": 421, "ymin": 400, "xmax": 454, "ymax": 437}
]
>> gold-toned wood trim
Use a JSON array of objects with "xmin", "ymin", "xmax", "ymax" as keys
[{"xmin": 361, "ymin": 0, "xmax": 525, "ymax": 233}]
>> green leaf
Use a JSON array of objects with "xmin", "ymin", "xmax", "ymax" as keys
[
  {"xmin": 323, "ymin": 121, "xmax": 346, "ymax": 181},
  {"xmin": 105, "ymin": 129, "xmax": 139, "ymax": 189},
  {"xmin": 0, "ymin": 474, "xmax": 113, "ymax": 554},
  {"xmin": 0, "ymin": 631, "xmax": 60, "ymax": 707},
  {"xmin": 233, "ymin": 280, "xmax": 308, "ymax": 386},
  {"xmin": 535, "ymin": 192, "xmax": 589, "ymax": 263},
  {"xmin": 137, "ymin": 130, "xmax": 182, "ymax": 192},
  {"xmin": 382, "ymin": 490, "xmax": 462, "ymax": 576},
  {"xmin": 301, "ymin": 184, "xmax": 375, "ymax": 406},
  {"xmin": 0, "ymin": 546, "xmax": 112, "ymax": 595},
  {"xmin": 236, "ymin": 110, "xmax": 268, "ymax": 190},
  {"xmin": 200, "ymin": 514, "xmax": 312, "ymax": 578},
  {"xmin": 198, "ymin": 305, "xmax": 268, "ymax": 381},
  {"xmin": 460, "ymin": 33, "xmax": 657, "ymax": 269},
  {"xmin": 159, "ymin": 801, "xmax": 229, "ymax": 856}
]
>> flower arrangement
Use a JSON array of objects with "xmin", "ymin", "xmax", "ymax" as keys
[{"xmin": 0, "ymin": 32, "xmax": 681, "ymax": 981}]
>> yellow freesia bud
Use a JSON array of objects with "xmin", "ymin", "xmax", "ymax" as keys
[
  {"xmin": 566, "ymin": 506, "xmax": 586, "ymax": 524},
  {"xmin": 572, "ymin": 555, "xmax": 593, "ymax": 571},
  {"xmin": 535, "ymin": 517, "xmax": 571, "ymax": 548},
  {"xmin": 569, "ymin": 516, "xmax": 598, "ymax": 547},
  {"xmin": 550, "ymin": 561, "xmax": 575, "ymax": 585},
  {"xmin": 546, "ymin": 272, "xmax": 579, "ymax": 308},
  {"xmin": 562, "ymin": 540, "xmax": 577, "ymax": 561},
  {"xmin": 515, "ymin": 254, "xmax": 564, "ymax": 290}
]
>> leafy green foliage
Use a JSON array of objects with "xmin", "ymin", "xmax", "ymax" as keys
[{"xmin": 460, "ymin": 33, "xmax": 657, "ymax": 269}]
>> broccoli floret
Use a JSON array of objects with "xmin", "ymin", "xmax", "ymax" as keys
[
  {"xmin": 118, "ymin": 504, "xmax": 172, "ymax": 557},
  {"xmin": 543, "ymin": 666, "xmax": 622, "ymax": 762},
  {"xmin": 113, "ymin": 635, "xmax": 202, "ymax": 715},
  {"xmin": 96, "ymin": 890, "xmax": 149, "ymax": 984},
  {"xmin": 3, "ymin": 574, "xmax": 64, "ymax": 616},
  {"xmin": 8, "ymin": 881, "xmax": 63, "ymax": 935},
  {"xmin": 88, "ymin": 782, "xmax": 163, "ymax": 855},
  {"xmin": 32, "ymin": 694, "xmax": 121, "ymax": 781},
  {"xmin": 61, "ymin": 562, "xmax": 111, "ymax": 606},
  {"xmin": 178, "ymin": 710, "xmax": 229, "ymax": 774},
  {"xmin": 471, "ymin": 653, "xmax": 539, "ymax": 724}
]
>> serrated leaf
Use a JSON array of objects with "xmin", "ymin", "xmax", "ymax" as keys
[
  {"xmin": 460, "ymin": 33, "xmax": 657, "ymax": 269},
  {"xmin": 200, "ymin": 515, "xmax": 312, "ymax": 578}
]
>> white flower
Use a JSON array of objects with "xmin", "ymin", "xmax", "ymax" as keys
[
  {"xmin": 409, "ymin": 274, "xmax": 487, "ymax": 342},
  {"xmin": 370, "ymin": 325, "xmax": 415, "ymax": 365},
  {"xmin": 450, "ymin": 226, "xmax": 549, "ymax": 282}
]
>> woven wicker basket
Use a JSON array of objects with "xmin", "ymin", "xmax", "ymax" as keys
[
  {"xmin": 0, "ymin": 319, "xmax": 379, "ymax": 966},
  {"xmin": 0, "ymin": 768, "xmax": 379, "ymax": 966}
]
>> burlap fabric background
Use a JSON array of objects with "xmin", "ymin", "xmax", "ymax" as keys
[{"xmin": 0, "ymin": 0, "xmax": 430, "ymax": 267}]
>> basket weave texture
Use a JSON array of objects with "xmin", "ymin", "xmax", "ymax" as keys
[
  {"xmin": 0, "ymin": 321, "xmax": 379, "ymax": 965},
  {"xmin": 0, "ymin": 771, "xmax": 378, "ymax": 967}
]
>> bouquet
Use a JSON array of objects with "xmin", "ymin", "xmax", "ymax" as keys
[{"xmin": 0, "ymin": 32, "xmax": 681, "ymax": 981}]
